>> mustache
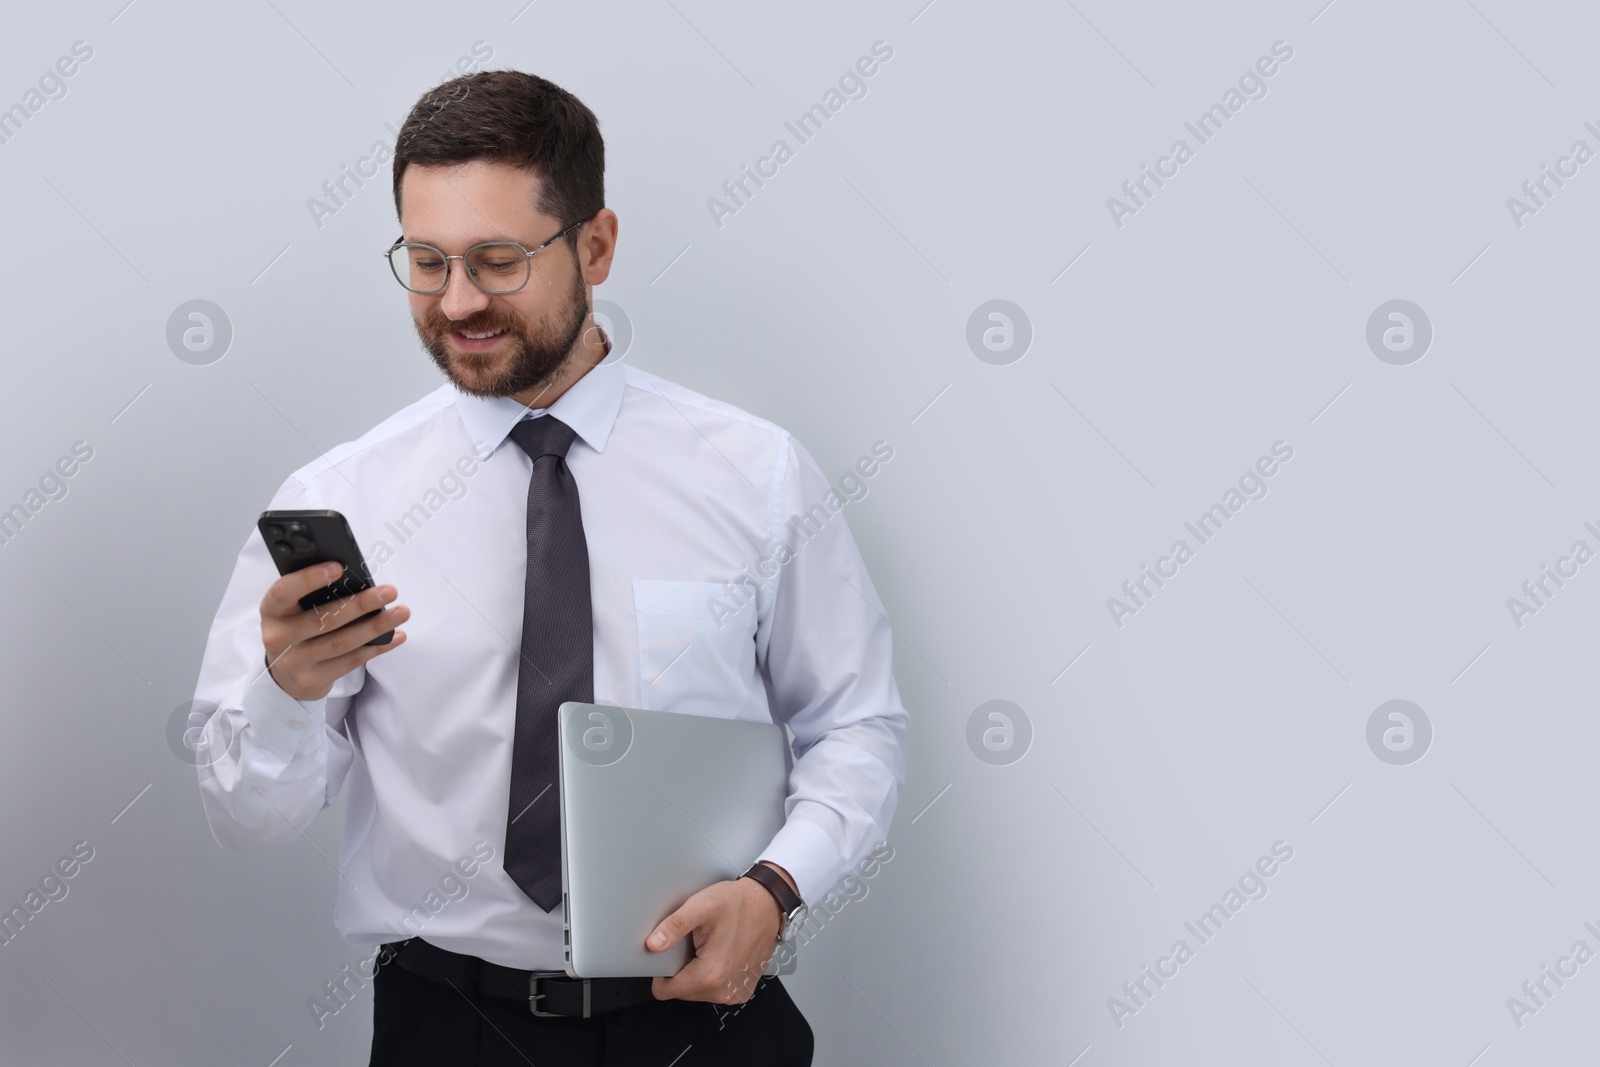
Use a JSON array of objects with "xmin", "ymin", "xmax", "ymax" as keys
[{"xmin": 432, "ymin": 314, "xmax": 518, "ymax": 335}]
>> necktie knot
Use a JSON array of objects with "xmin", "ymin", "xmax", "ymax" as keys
[{"xmin": 509, "ymin": 414, "xmax": 577, "ymax": 463}]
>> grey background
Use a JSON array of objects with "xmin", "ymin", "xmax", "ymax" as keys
[{"xmin": 2, "ymin": 0, "xmax": 1595, "ymax": 1064}]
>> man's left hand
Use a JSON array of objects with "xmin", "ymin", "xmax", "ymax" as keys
[{"xmin": 645, "ymin": 862, "xmax": 795, "ymax": 1003}]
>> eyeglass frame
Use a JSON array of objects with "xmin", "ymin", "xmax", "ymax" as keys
[{"xmin": 383, "ymin": 218, "xmax": 588, "ymax": 295}]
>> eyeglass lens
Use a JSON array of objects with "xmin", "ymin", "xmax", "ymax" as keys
[{"xmin": 390, "ymin": 243, "xmax": 529, "ymax": 294}]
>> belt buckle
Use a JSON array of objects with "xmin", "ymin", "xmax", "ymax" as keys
[{"xmin": 528, "ymin": 971, "xmax": 590, "ymax": 1018}]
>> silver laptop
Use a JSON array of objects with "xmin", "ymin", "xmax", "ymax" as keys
[{"xmin": 557, "ymin": 701, "xmax": 799, "ymax": 979}]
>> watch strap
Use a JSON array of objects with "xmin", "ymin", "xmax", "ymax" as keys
[{"xmin": 740, "ymin": 862, "xmax": 802, "ymax": 938}]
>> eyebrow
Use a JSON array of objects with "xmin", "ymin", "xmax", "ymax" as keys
[{"xmin": 402, "ymin": 235, "xmax": 522, "ymax": 248}]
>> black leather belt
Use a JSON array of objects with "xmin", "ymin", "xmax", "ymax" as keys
[{"xmin": 386, "ymin": 938, "xmax": 657, "ymax": 1018}]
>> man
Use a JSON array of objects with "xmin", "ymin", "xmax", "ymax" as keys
[{"xmin": 191, "ymin": 70, "xmax": 908, "ymax": 1065}]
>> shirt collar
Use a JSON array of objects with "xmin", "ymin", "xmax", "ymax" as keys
[{"xmin": 451, "ymin": 332, "xmax": 625, "ymax": 459}]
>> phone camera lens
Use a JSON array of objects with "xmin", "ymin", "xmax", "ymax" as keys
[
  {"xmin": 289, "ymin": 533, "xmax": 313, "ymax": 553},
  {"xmin": 272, "ymin": 540, "xmax": 293, "ymax": 557},
  {"xmin": 265, "ymin": 524, "xmax": 285, "ymax": 539}
]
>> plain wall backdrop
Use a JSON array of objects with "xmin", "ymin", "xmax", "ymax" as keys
[{"xmin": 3, "ymin": 1, "xmax": 1598, "ymax": 1064}]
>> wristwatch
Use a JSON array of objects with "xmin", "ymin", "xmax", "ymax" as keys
[{"xmin": 740, "ymin": 861, "xmax": 807, "ymax": 942}]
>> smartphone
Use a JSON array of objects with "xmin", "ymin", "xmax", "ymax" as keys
[{"xmin": 257, "ymin": 509, "xmax": 393, "ymax": 646}]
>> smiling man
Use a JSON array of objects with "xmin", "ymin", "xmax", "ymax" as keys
[{"xmin": 191, "ymin": 70, "xmax": 908, "ymax": 1066}]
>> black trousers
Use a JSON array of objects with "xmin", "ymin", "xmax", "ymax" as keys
[{"xmin": 368, "ymin": 943, "xmax": 814, "ymax": 1066}]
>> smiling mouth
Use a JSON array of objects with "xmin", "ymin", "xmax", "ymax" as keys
[{"xmin": 448, "ymin": 326, "xmax": 510, "ymax": 351}]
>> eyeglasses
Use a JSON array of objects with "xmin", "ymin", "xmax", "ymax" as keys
[{"xmin": 383, "ymin": 220, "xmax": 586, "ymax": 295}]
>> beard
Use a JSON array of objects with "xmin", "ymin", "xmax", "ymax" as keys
[{"xmin": 417, "ymin": 254, "xmax": 589, "ymax": 400}]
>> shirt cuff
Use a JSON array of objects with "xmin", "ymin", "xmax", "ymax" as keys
[
  {"xmin": 238, "ymin": 661, "xmax": 326, "ymax": 771},
  {"xmin": 758, "ymin": 816, "xmax": 842, "ymax": 908}
]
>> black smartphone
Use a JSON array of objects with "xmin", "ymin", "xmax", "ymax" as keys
[{"xmin": 257, "ymin": 509, "xmax": 393, "ymax": 646}]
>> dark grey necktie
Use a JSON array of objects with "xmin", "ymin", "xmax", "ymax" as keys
[{"xmin": 503, "ymin": 414, "xmax": 592, "ymax": 913}]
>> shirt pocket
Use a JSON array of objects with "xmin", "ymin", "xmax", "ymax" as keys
[{"xmin": 632, "ymin": 578, "xmax": 754, "ymax": 719}]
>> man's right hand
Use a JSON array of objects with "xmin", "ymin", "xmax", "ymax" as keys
[{"xmin": 260, "ymin": 562, "xmax": 409, "ymax": 701}]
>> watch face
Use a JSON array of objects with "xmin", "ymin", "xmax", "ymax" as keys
[{"xmin": 783, "ymin": 905, "xmax": 807, "ymax": 939}]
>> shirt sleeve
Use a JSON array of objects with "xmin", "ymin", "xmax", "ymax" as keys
[
  {"xmin": 754, "ymin": 435, "xmax": 909, "ymax": 907},
  {"xmin": 192, "ymin": 473, "xmax": 366, "ymax": 852}
]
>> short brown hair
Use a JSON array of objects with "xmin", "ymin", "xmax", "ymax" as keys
[{"xmin": 390, "ymin": 71, "xmax": 605, "ymax": 248}]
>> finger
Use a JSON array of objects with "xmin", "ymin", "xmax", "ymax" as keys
[
  {"xmin": 311, "ymin": 626, "xmax": 407, "ymax": 680},
  {"xmin": 651, "ymin": 951, "xmax": 715, "ymax": 1001},
  {"xmin": 658, "ymin": 959, "xmax": 757, "ymax": 1005},
  {"xmin": 264, "ymin": 596, "xmax": 406, "ymax": 693},
  {"xmin": 313, "ymin": 602, "xmax": 409, "ymax": 655},
  {"xmin": 282, "ymin": 583, "xmax": 396, "ymax": 642},
  {"xmin": 306, "ymin": 585, "xmax": 397, "ymax": 637},
  {"xmin": 261, "ymin": 562, "xmax": 351, "ymax": 619},
  {"xmin": 264, "ymin": 624, "xmax": 406, "ymax": 702},
  {"xmin": 647, "ymin": 892, "xmax": 715, "ymax": 952}
]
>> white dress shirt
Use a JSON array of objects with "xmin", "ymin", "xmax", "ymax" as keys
[{"xmin": 191, "ymin": 344, "xmax": 909, "ymax": 970}]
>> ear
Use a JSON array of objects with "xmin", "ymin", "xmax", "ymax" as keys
[{"xmin": 577, "ymin": 209, "xmax": 619, "ymax": 286}]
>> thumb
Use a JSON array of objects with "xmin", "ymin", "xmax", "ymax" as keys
[{"xmin": 647, "ymin": 892, "xmax": 711, "ymax": 952}]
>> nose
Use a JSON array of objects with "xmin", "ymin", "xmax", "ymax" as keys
[{"xmin": 439, "ymin": 258, "xmax": 491, "ymax": 321}]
